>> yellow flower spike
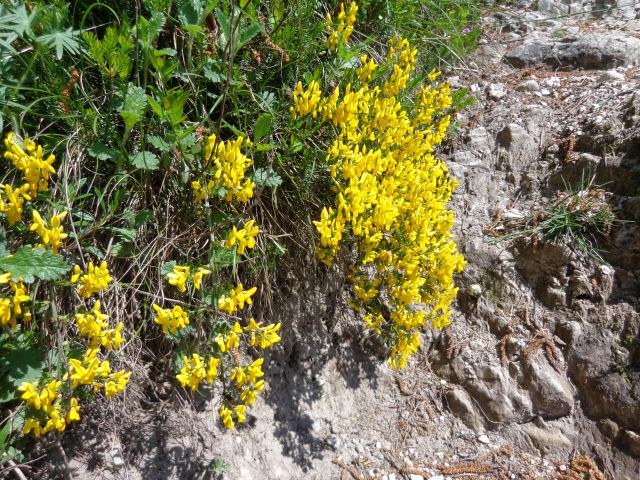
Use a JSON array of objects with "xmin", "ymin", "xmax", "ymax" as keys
[
  {"xmin": 18, "ymin": 382, "xmax": 41, "ymax": 410},
  {"xmin": 176, "ymin": 354, "xmax": 206, "ymax": 391},
  {"xmin": 66, "ymin": 397, "xmax": 81, "ymax": 423},
  {"xmin": 233, "ymin": 405, "xmax": 247, "ymax": 424},
  {"xmin": 206, "ymin": 357, "xmax": 221, "ymax": 383}
]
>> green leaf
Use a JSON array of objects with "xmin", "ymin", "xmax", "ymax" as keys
[
  {"xmin": 119, "ymin": 84, "xmax": 148, "ymax": 130},
  {"xmin": 161, "ymin": 260, "xmax": 177, "ymax": 276},
  {"xmin": 88, "ymin": 143, "xmax": 120, "ymax": 161},
  {"xmin": 253, "ymin": 113, "xmax": 272, "ymax": 143},
  {"xmin": 148, "ymin": 135, "xmax": 171, "ymax": 152},
  {"xmin": 0, "ymin": 347, "xmax": 45, "ymax": 403},
  {"xmin": 131, "ymin": 151, "xmax": 159, "ymax": 170},
  {"xmin": 238, "ymin": 22, "xmax": 261, "ymax": 47},
  {"xmin": 134, "ymin": 210, "xmax": 154, "ymax": 226},
  {"xmin": 253, "ymin": 167, "xmax": 282, "ymax": 188},
  {"xmin": 37, "ymin": 28, "xmax": 81, "ymax": 60},
  {"xmin": 211, "ymin": 247, "xmax": 235, "ymax": 268},
  {"xmin": 203, "ymin": 59, "xmax": 225, "ymax": 83},
  {"xmin": 0, "ymin": 247, "xmax": 71, "ymax": 283},
  {"xmin": 109, "ymin": 227, "xmax": 137, "ymax": 242}
]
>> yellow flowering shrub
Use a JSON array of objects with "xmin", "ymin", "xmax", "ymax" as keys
[
  {"xmin": 0, "ymin": 133, "xmax": 131, "ymax": 440},
  {"xmin": 149, "ymin": 133, "xmax": 282, "ymax": 430},
  {"xmin": 292, "ymin": 30, "xmax": 465, "ymax": 369}
]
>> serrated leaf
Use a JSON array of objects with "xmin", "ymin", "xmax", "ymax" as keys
[
  {"xmin": 253, "ymin": 113, "xmax": 272, "ymax": 143},
  {"xmin": 0, "ymin": 247, "xmax": 71, "ymax": 283},
  {"xmin": 238, "ymin": 22, "xmax": 261, "ymax": 47},
  {"xmin": 131, "ymin": 151, "xmax": 159, "ymax": 170},
  {"xmin": 119, "ymin": 84, "xmax": 148, "ymax": 130},
  {"xmin": 148, "ymin": 135, "xmax": 171, "ymax": 152},
  {"xmin": 88, "ymin": 143, "xmax": 120, "ymax": 161},
  {"xmin": 38, "ymin": 28, "xmax": 80, "ymax": 60}
]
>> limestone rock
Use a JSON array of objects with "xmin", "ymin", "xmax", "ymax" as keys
[
  {"xmin": 445, "ymin": 388, "xmax": 486, "ymax": 432},
  {"xmin": 505, "ymin": 33, "xmax": 640, "ymax": 68},
  {"xmin": 524, "ymin": 353, "xmax": 574, "ymax": 419},
  {"xmin": 522, "ymin": 424, "xmax": 572, "ymax": 454}
]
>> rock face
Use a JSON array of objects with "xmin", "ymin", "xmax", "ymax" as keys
[{"xmin": 505, "ymin": 33, "xmax": 640, "ymax": 68}]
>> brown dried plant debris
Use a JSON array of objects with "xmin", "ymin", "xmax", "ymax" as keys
[
  {"xmin": 523, "ymin": 329, "xmax": 564, "ymax": 372},
  {"xmin": 332, "ymin": 457, "xmax": 371, "ymax": 480},
  {"xmin": 552, "ymin": 454, "xmax": 607, "ymax": 480}
]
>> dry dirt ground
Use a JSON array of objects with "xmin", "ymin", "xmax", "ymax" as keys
[{"xmin": 34, "ymin": 1, "xmax": 640, "ymax": 479}]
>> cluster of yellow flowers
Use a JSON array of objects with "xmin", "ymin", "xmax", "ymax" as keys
[
  {"xmin": 293, "ymin": 33, "xmax": 465, "ymax": 369},
  {"xmin": 0, "ymin": 274, "xmax": 31, "ymax": 328},
  {"xmin": 153, "ymin": 303, "xmax": 190, "ymax": 334},
  {"xmin": 30, "ymin": 210, "xmax": 68, "ymax": 254},
  {"xmin": 325, "ymin": 1, "xmax": 358, "ymax": 50},
  {"xmin": 75, "ymin": 300, "xmax": 124, "ymax": 350},
  {"xmin": 18, "ymin": 381, "xmax": 80, "ymax": 437},
  {"xmin": 165, "ymin": 264, "xmax": 211, "ymax": 293},
  {"xmin": 176, "ymin": 353, "xmax": 220, "ymax": 390},
  {"xmin": 218, "ymin": 283, "xmax": 257, "ymax": 314},
  {"xmin": 224, "ymin": 219, "xmax": 259, "ymax": 255},
  {"xmin": 1, "ymin": 133, "xmax": 56, "ymax": 227},
  {"xmin": 70, "ymin": 261, "xmax": 113, "ymax": 298},
  {"xmin": 19, "ymin": 260, "xmax": 130, "ymax": 437},
  {"xmin": 191, "ymin": 134, "xmax": 255, "ymax": 204}
]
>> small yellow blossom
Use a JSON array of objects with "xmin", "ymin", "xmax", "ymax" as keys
[
  {"xmin": 192, "ymin": 266, "xmax": 211, "ymax": 290},
  {"xmin": 224, "ymin": 220, "xmax": 259, "ymax": 255},
  {"xmin": 30, "ymin": 210, "xmax": 68, "ymax": 253},
  {"xmin": 218, "ymin": 283, "xmax": 257, "ymax": 314},
  {"xmin": 167, "ymin": 265, "xmax": 190, "ymax": 292},
  {"xmin": 245, "ymin": 319, "xmax": 281, "ymax": 349}
]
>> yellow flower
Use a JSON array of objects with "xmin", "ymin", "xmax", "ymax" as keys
[
  {"xmin": 3, "ymin": 132, "xmax": 56, "ymax": 196},
  {"xmin": 224, "ymin": 220, "xmax": 259, "ymax": 255},
  {"xmin": 104, "ymin": 370, "xmax": 131, "ymax": 398},
  {"xmin": 167, "ymin": 265, "xmax": 190, "ymax": 293},
  {"xmin": 18, "ymin": 382, "xmax": 41, "ymax": 410},
  {"xmin": 153, "ymin": 303, "xmax": 189, "ymax": 334},
  {"xmin": 29, "ymin": 210, "xmax": 68, "ymax": 253},
  {"xmin": 176, "ymin": 354, "xmax": 207, "ymax": 391},
  {"xmin": 192, "ymin": 266, "xmax": 211, "ymax": 290},
  {"xmin": 0, "ymin": 183, "xmax": 31, "ymax": 225},
  {"xmin": 71, "ymin": 261, "xmax": 113, "ymax": 298},
  {"xmin": 217, "ymin": 283, "xmax": 257, "ymax": 314},
  {"xmin": 245, "ymin": 319, "xmax": 281, "ymax": 349},
  {"xmin": 220, "ymin": 406, "xmax": 234, "ymax": 429}
]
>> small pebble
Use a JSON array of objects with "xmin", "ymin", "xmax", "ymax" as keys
[
  {"xmin": 517, "ymin": 79, "xmax": 540, "ymax": 92},
  {"xmin": 478, "ymin": 434, "xmax": 491, "ymax": 444}
]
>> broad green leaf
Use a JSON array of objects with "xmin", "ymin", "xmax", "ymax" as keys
[
  {"xmin": 119, "ymin": 84, "xmax": 148, "ymax": 130},
  {"xmin": 131, "ymin": 151, "xmax": 159, "ymax": 170},
  {"xmin": 88, "ymin": 143, "xmax": 120, "ymax": 161},
  {"xmin": 109, "ymin": 227, "xmax": 137, "ymax": 242},
  {"xmin": 238, "ymin": 22, "xmax": 261, "ymax": 47},
  {"xmin": 0, "ymin": 247, "xmax": 71, "ymax": 283},
  {"xmin": 148, "ymin": 135, "xmax": 171, "ymax": 152},
  {"xmin": 0, "ymin": 347, "xmax": 45, "ymax": 403},
  {"xmin": 134, "ymin": 210, "xmax": 154, "ymax": 226},
  {"xmin": 253, "ymin": 113, "xmax": 272, "ymax": 143}
]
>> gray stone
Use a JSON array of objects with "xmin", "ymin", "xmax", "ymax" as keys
[
  {"xmin": 522, "ymin": 424, "xmax": 572, "ymax": 454},
  {"xmin": 445, "ymin": 388, "xmax": 486, "ymax": 432},
  {"xmin": 517, "ymin": 79, "xmax": 540, "ymax": 92},
  {"xmin": 496, "ymin": 124, "xmax": 539, "ymax": 170},
  {"xmin": 524, "ymin": 353, "xmax": 574, "ymax": 419},
  {"xmin": 598, "ymin": 70, "xmax": 626, "ymax": 82},
  {"xmin": 620, "ymin": 430, "xmax": 640, "ymax": 458},
  {"xmin": 477, "ymin": 434, "xmax": 491, "ymax": 444},
  {"xmin": 505, "ymin": 33, "xmax": 640, "ymax": 68},
  {"xmin": 624, "ymin": 91, "xmax": 640, "ymax": 127},
  {"xmin": 487, "ymin": 83, "xmax": 507, "ymax": 100},
  {"xmin": 597, "ymin": 418, "xmax": 620, "ymax": 439}
]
